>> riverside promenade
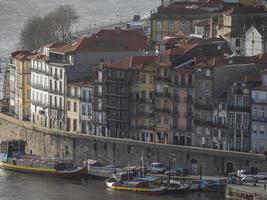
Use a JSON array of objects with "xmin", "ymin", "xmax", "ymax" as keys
[{"xmin": 226, "ymin": 183, "xmax": 267, "ymax": 200}]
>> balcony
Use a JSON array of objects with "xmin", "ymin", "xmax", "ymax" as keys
[
  {"xmin": 31, "ymin": 67, "xmax": 49, "ymax": 76},
  {"xmin": 31, "ymin": 100, "xmax": 48, "ymax": 108},
  {"xmin": 80, "ymin": 97, "xmax": 93, "ymax": 103},
  {"xmin": 172, "ymin": 95, "xmax": 180, "ymax": 101},
  {"xmin": 155, "ymin": 76, "xmax": 170, "ymax": 82},
  {"xmin": 50, "ymin": 89, "xmax": 64, "ymax": 95},
  {"xmin": 31, "ymin": 83, "xmax": 49, "ymax": 91},
  {"xmin": 135, "ymin": 98, "xmax": 154, "ymax": 104},
  {"xmin": 194, "ymin": 103, "xmax": 212, "ymax": 110},
  {"xmin": 184, "ymin": 96, "xmax": 193, "ymax": 103},
  {"xmin": 251, "ymin": 117, "xmax": 267, "ymax": 123},
  {"xmin": 155, "ymin": 92, "xmax": 171, "ymax": 98},
  {"xmin": 48, "ymin": 105, "xmax": 63, "ymax": 111},
  {"xmin": 173, "ymin": 126, "xmax": 193, "ymax": 132},
  {"xmin": 132, "ymin": 112, "xmax": 154, "ymax": 118},
  {"xmin": 134, "ymin": 125, "xmax": 155, "ymax": 130},
  {"xmin": 51, "ymin": 74, "xmax": 60, "ymax": 80},
  {"xmin": 251, "ymin": 99, "xmax": 267, "ymax": 105},
  {"xmin": 228, "ymin": 105, "xmax": 250, "ymax": 112},
  {"xmin": 194, "ymin": 120, "xmax": 228, "ymax": 129},
  {"xmin": 194, "ymin": 120, "xmax": 213, "ymax": 127},
  {"xmin": 155, "ymin": 107, "xmax": 171, "ymax": 113},
  {"xmin": 67, "ymin": 94, "xmax": 80, "ymax": 99},
  {"xmin": 184, "ymin": 112, "xmax": 193, "ymax": 118}
]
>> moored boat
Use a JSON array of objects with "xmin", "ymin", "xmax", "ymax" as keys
[
  {"xmin": 105, "ymin": 173, "xmax": 167, "ymax": 195},
  {"xmin": 166, "ymin": 179, "xmax": 191, "ymax": 194},
  {"xmin": 0, "ymin": 140, "xmax": 86, "ymax": 179}
]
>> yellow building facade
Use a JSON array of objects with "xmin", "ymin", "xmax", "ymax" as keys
[
  {"xmin": 13, "ymin": 52, "xmax": 32, "ymax": 120},
  {"xmin": 133, "ymin": 61, "xmax": 156, "ymax": 142},
  {"xmin": 66, "ymin": 81, "xmax": 81, "ymax": 133}
]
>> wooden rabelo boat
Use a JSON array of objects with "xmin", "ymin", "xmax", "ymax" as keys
[
  {"xmin": 106, "ymin": 173, "xmax": 167, "ymax": 195},
  {"xmin": 0, "ymin": 140, "xmax": 86, "ymax": 179}
]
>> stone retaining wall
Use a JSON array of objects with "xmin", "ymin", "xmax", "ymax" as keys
[{"xmin": 0, "ymin": 113, "xmax": 266, "ymax": 175}]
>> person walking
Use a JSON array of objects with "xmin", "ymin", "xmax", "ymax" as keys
[{"xmin": 264, "ymin": 178, "xmax": 266, "ymax": 190}]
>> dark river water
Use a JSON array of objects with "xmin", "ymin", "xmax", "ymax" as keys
[
  {"xmin": 0, "ymin": 0, "xmax": 160, "ymax": 57},
  {"xmin": 0, "ymin": 169, "xmax": 226, "ymax": 200}
]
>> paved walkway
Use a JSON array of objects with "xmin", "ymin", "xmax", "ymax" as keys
[{"xmin": 228, "ymin": 183, "xmax": 267, "ymax": 197}]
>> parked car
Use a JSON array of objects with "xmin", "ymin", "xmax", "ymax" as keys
[
  {"xmin": 150, "ymin": 162, "xmax": 167, "ymax": 174},
  {"xmin": 241, "ymin": 175, "xmax": 258, "ymax": 183},
  {"xmin": 237, "ymin": 170, "xmax": 248, "ymax": 178},
  {"xmin": 257, "ymin": 172, "xmax": 267, "ymax": 180}
]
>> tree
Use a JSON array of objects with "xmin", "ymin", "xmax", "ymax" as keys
[{"xmin": 20, "ymin": 5, "xmax": 79, "ymax": 50}]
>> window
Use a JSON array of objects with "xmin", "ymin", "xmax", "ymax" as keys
[
  {"xmin": 54, "ymin": 96, "xmax": 57, "ymax": 107},
  {"xmin": 229, "ymin": 113, "xmax": 235, "ymax": 124},
  {"xmin": 83, "ymin": 90, "xmax": 86, "ymax": 100},
  {"xmin": 164, "ymin": 117, "xmax": 169, "ymax": 124},
  {"xmin": 260, "ymin": 126, "xmax": 264, "ymax": 134},
  {"xmin": 141, "ymin": 74, "xmax": 146, "ymax": 84},
  {"xmin": 73, "ymin": 119, "xmax": 77, "ymax": 131},
  {"xmin": 243, "ymin": 114, "xmax": 249, "ymax": 124},
  {"xmin": 74, "ymin": 87, "xmax": 78, "ymax": 97},
  {"xmin": 236, "ymin": 39, "xmax": 240, "ymax": 47},
  {"xmin": 60, "ymin": 69, "xmax": 63, "ymax": 79},
  {"xmin": 168, "ymin": 20, "xmax": 175, "ymax": 30},
  {"xmin": 156, "ymin": 20, "xmax": 162, "ymax": 30},
  {"xmin": 88, "ymin": 105, "xmax": 92, "ymax": 116},
  {"xmin": 59, "ymin": 82, "xmax": 62, "ymax": 93},
  {"xmin": 180, "ymin": 21, "xmax": 186, "ymax": 31},
  {"xmin": 73, "ymin": 102, "xmax": 77, "ymax": 112},
  {"xmin": 253, "ymin": 124, "xmax": 257, "ymax": 134},
  {"xmin": 59, "ymin": 97, "xmax": 62, "ymax": 109},
  {"xmin": 236, "ymin": 114, "xmax": 242, "ymax": 124},
  {"xmin": 82, "ymin": 105, "xmax": 86, "ymax": 115}
]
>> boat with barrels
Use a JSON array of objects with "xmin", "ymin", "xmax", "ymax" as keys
[
  {"xmin": 106, "ymin": 172, "xmax": 167, "ymax": 195},
  {"xmin": 0, "ymin": 140, "xmax": 86, "ymax": 179}
]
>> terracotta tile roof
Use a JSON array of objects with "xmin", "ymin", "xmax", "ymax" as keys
[
  {"xmin": 224, "ymin": 5, "xmax": 267, "ymax": 15},
  {"xmin": 68, "ymin": 79, "xmax": 94, "ymax": 87},
  {"xmin": 29, "ymin": 53, "xmax": 48, "ymax": 61},
  {"xmin": 42, "ymin": 42, "xmax": 66, "ymax": 49},
  {"xmin": 50, "ymin": 29, "xmax": 150, "ymax": 54},
  {"xmin": 95, "ymin": 28, "xmax": 146, "ymax": 39},
  {"xmin": 108, "ymin": 56, "xmax": 157, "ymax": 69},
  {"xmin": 153, "ymin": 0, "xmax": 227, "ymax": 16},
  {"xmin": 11, "ymin": 51, "xmax": 29, "ymax": 58},
  {"xmin": 255, "ymin": 53, "xmax": 267, "ymax": 64},
  {"xmin": 11, "ymin": 51, "xmax": 34, "ymax": 61},
  {"xmin": 161, "ymin": 44, "xmax": 198, "ymax": 56},
  {"xmin": 195, "ymin": 56, "xmax": 228, "ymax": 67}
]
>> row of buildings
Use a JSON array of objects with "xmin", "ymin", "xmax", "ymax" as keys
[
  {"xmin": 5, "ymin": 0, "xmax": 267, "ymax": 154},
  {"xmin": 151, "ymin": 0, "xmax": 267, "ymax": 57}
]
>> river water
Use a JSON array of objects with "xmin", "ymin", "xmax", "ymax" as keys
[
  {"xmin": 0, "ymin": 0, "xmax": 160, "ymax": 57},
  {"xmin": 0, "ymin": 170, "xmax": 226, "ymax": 200}
]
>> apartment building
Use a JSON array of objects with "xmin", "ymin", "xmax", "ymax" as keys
[
  {"xmin": 131, "ymin": 56, "xmax": 157, "ymax": 142},
  {"xmin": 171, "ymin": 62, "xmax": 195, "ymax": 146},
  {"xmin": 150, "ymin": 0, "xmax": 230, "ymax": 43},
  {"xmin": 66, "ymin": 81, "xmax": 81, "ymax": 133},
  {"xmin": 217, "ymin": 5, "xmax": 267, "ymax": 54},
  {"xmin": 251, "ymin": 71, "xmax": 267, "ymax": 153},
  {"xmin": 8, "ymin": 51, "xmax": 32, "ymax": 120},
  {"xmin": 80, "ymin": 81, "xmax": 94, "ymax": 134},
  {"xmin": 227, "ymin": 82, "xmax": 250, "ymax": 152}
]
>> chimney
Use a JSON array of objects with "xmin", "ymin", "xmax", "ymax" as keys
[{"xmin": 115, "ymin": 27, "xmax": 121, "ymax": 33}]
